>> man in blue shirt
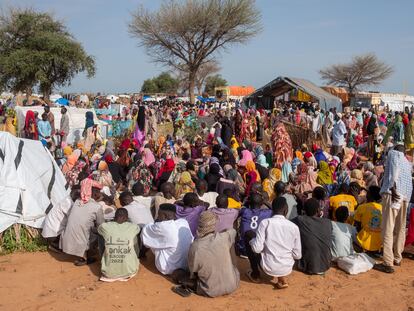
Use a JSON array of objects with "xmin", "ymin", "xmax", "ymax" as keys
[{"xmin": 37, "ymin": 113, "xmax": 52, "ymax": 145}]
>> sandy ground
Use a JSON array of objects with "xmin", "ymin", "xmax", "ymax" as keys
[{"xmin": 0, "ymin": 251, "xmax": 413, "ymax": 311}]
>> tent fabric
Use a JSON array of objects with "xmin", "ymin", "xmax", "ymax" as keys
[
  {"xmin": 248, "ymin": 76, "xmax": 342, "ymax": 111},
  {"xmin": 0, "ymin": 132, "xmax": 71, "ymax": 233},
  {"xmin": 14, "ymin": 106, "xmax": 106, "ymax": 144},
  {"xmin": 55, "ymin": 98, "xmax": 69, "ymax": 106}
]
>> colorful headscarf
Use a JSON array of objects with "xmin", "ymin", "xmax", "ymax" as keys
[
  {"xmin": 80, "ymin": 178, "xmax": 102, "ymax": 204},
  {"xmin": 317, "ymin": 161, "xmax": 333, "ymax": 185}
]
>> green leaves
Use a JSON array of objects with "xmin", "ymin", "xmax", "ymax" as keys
[
  {"xmin": 0, "ymin": 8, "xmax": 95, "ymax": 98},
  {"xmin": 141, "ymin": 72, "xmax": 180, "ymax": 94}
]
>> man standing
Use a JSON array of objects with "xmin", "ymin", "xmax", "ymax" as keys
[
  {"xmin": 374, "ymin": 145, "xmax": 413, "ymax": 273},
  {"xmin": 60, "ymin": 107, "xmax": 70, "ymax": 144},
  {"xmin": 98, "ymin": 208, "xmax": 140, "ymax": 282},
  {"xmin": 331, "ymin": 112, "xmax": 347, "ymax": 156}
]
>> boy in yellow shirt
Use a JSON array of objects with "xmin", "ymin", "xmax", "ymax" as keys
[
  {"xmin": 329, "ymin": 184, "xmax": 358, "ymax": 223},
  {"xmin": 354, "ymin": 186, "xmax": 382, "ymax": 252}
]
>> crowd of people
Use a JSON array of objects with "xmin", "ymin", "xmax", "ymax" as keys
[{"xmin": 1, "ymin": 98, "xmax": 414, "ymax": 298}]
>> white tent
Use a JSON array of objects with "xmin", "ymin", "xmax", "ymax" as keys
[
  {"xmin": 0, "ymin": 132, "xmax": 71, "ymax": 233},
  {"xmin": 14, "ymin": 106, "xmax": 107, "ymax": 144},
  {"xmin": 106, "ymin": 95, "xmax": 119, "ymax": 103},
  {"xmin": 50, "ymin": 94, "xmax": 63, "ymax": 102}
]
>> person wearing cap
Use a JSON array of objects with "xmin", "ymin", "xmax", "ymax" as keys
[
  {"xmin": 60, "ymin": 179, "xmax": 105, "ymax": 266},
  {"xmin": 331, "ymin": 112, "xmax": 347, "ymax": 156}
]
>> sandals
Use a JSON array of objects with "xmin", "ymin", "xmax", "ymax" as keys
[
  {"xmin": 274, "ymin": 282, "xmax": 289, "ymax": 290},
  {"xmin": 74, "ymin": 258, "xmax": 96, "ymax": 266},
  {"xmin": 171, "ymin": 285, "xmax": 193, "ymax": 297},
  {"xmin": 246, "ymin": 271, "xmax": 261, "ymax": 284},
  {"xmin": 373, "ymin": 263, "xmax": 395, "ymax": 274}
]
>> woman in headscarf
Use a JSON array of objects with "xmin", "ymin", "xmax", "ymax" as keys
[
  {"xmin": 24, "ymin": 110, "xmax": 38, "ymax": 140},
  {"xmin": 238, "ymin": 149, "xmax": 253, "ymax": 167},
  {"xmin": 92, "ymin": 161, "xmax": 113, "ymax": 188},
  {"xmin": 205, "ymin": 163, "xmax": 222, "ymax": 192},
  {"xmin": 84, "ymin": 111, "xmax": 96, "ymax": 151},
  {"xmin": 393, "ymin": 114, "xmax": 405, "ymax": 145},
  {"xmin": 156, "ymin": 157, "xmax": 175, "ymax": 191},
  {"xmin": 234, "ymin": 109, "xmax": 243, "ymax": 142},
  {"xmin": 255, "ymin": 154, "xmax": 269, "ymax": 180},
  {"xmin": 103, "ymin": 140, "xmax": 116, "ymax": 159},
  {"xmin": 175, "ymin": 171, "xmax": 196, "ymax": 198},
  {"xmin": 244, "ymin": 160, "xmax": 260, "ymax": 196},
  {"xmin": 350, "ymin": 169, "xmax": 365, "ymax": 188},
  {"xmin": 316, "ymin": 161, "xmax": 333, "ymax": 186},
  {"xmin": 281, "ymin": 161, "xmax": 293, "ymax": 183},
  {"xmin": 293, "ymin": 162, "xmax": 319, "ymax": 194},
  {"xmin": 133, "ymin": 106, "xmax": 146, "ymax": 148},
  {"xmin": 63, "ymin": 150, "xmax": 86, "ymax": 187},
  {"xmin": 3, "ymin": 108, "xmax": 16, "ymax": 136},
  {"xmin": 405, "ymin": 113, "xmax": 414, "ymax": 156},
  {"xmin": 128, "ymin": 159, "xmax": 153, "ymax": 195},
  {"xmin": 262, "ymin": 168, "xmax": 282, "ymax": 202},
  {"xmin": 303, "ymin": 152, "xmax": 317, "ymax": 169}
]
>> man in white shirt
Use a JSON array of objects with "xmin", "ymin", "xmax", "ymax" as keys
[
  {"xmin": 119, "ymin": 191, "xmax": 154, "ymax": 228},
  {"xmin": 249, "ymin": 197, "xmax": 301, "ymax": 289},
  {"xmin": 132, "ymin": 182, "xmax": 154, "ymax": 211},
  {"xmin": 331, "ymin": 113, "xmax": 347, "ymax": 156},
  {"xmin": 196, "ymin": 179, "xmax": 218, "ymax": 208},
  {"xmin": 141, "ymin": 203, "xmax": 193, "ymax": 275}
]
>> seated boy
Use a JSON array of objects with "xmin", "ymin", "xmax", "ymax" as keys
[{"xmin": 331, "ymin": 206, "xmax": 357, "ymax": 260}]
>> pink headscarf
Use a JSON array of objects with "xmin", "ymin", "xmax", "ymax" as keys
[
  {"xmin": 80, "ymin": 178, "xmax": 103, "ymax": 204},
  {"xmin": 238, "ymin": 150, "xmax": 253, "ymax": 167},
  {"xmin": 143, "ymin": 148, "xmax": 155, "ymax": 167}
]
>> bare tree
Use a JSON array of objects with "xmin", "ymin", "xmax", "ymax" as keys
[
  {"xmin": 319, "ymin": 53, "xmax": 393, "ymax": 95},
  {"xmin": 175, "ymin": 60, "xmax": 220, "ymax": 95},
  {"xmin": 129, "ymin": 0, "xmax": 261, "ymax": 103}
]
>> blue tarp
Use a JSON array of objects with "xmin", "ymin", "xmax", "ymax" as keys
[
  {"xmin": 55, "ymin": 98, "xmax": 69, "ymax": 106},
  {"xmin": 197, "ymin": 96, "xmax": 216, "ymax": 103},
  {"xmin": 95, "ymin": 108, "xmax": 117, "ymax": 115}
]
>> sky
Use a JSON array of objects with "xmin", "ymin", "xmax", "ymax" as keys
[{"xmin": 1, "ymin": 0, "xmax": 414, "ymax": 94}]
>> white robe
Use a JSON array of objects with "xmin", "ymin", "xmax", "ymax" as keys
[{"xmin": 141, "ymin": 218, "xmax": 193, "ymax": 275}]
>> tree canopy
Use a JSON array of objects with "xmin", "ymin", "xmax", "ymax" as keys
[
  {"xmin": 129, "ymin": 0, "xmax": 261, "ymax": 103},
  {"xmin": 141, "ymin": 72, "xmax": 179, "ymax": 94},
  {"xmin": 0, "ymin": 8, "xmax": 95, "ymax": 100},
  {"xmin": 319, "ymin": 53, "xmax": 393, "ymax": 94},
  {"xmin": 204, "ymin": 74, "xmax": 227, "ymax": 94}
]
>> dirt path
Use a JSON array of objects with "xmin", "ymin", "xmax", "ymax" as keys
[{"xmin": 0, "ymin": 252, "xmax": 413, "ymax": 311}]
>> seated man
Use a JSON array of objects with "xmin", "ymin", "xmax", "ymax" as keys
[
  {"xmin": 196, "ymin": 179, "xmax": 218, "ymax": 208},
  {"xmin": 175, "ymin": 192, "xmax": 206, "ymax": 237},
  {"xmin": 210, "ymin": 195, "xmax": 239, "ymax": 233},
  {"xmin": 132, "ymin": 182, "xmax": 154, "ymax": 211},
  {"xmin": 274, "ymin": 181, "xmax": 298, "ymax": 220},
  {"xmin": 120, "ymin": 191, "xmax": 154, "ymax": 228},
  {"xmin": 223, "ymin": 188, "xmax": 242, "ymax": 209},
  {"xmin": 174, "ymin": 211, "xmax": 240, "ymax": 297},
  {"xmin": 60, "ymin": 179, "xmax": 104, "ymax": 266},
  {"xmin": 141, "ymin": 204, "xmax": 194, "ymax": 275},
  {"xmin": 331, "ymin": 206, "xmax": 357, "ymax": 260},
  {"xmin": 248, "ymin": 197, "xmax": 301, "ymax": 288},
  {"xmin": 98, "ymin": 208, "xmax": 140, "ymax": 282},
  {"xmin": 292, "ymin": 198, "xmax": 332, "ymax": 275},
  {"xmin": 353, "ymin": 186, "xmax": 382, "ymax": 253},
  {"xmin": 153, "ymin": 182, "xmax": 176, "ymax": 219},
  {"xmin": 329, "ymin": 183, "xmax": 358, "ymax": 223}
]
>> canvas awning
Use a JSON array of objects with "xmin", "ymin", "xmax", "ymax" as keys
[{"xmin": 247, "ymin": 76, "xmax": 342, "ymax": 111}]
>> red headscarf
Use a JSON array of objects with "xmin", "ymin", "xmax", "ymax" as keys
[
  {"xmin": 25, "ymin": 110, "xmax": 38, "ymax": 139},
  {"xmin": 156, "ymin": 158, "xmax": 175, "ymax": 180}
]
